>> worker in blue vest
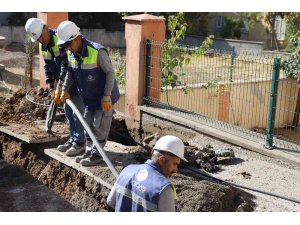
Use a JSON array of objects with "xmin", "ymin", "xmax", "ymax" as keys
[
  {"xmin": 56, "ymin": 21, "xmax": 120, "ymax": 167},
  {"xmin": 25, "ymin": 18, "xmax": 85, "ymax": 156},
  {"xmin": 107, "ymin": 135, "xmax": 187, "ymax": 212}
]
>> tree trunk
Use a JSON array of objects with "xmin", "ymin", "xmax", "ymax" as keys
[
  {"xmin": 292, "ymin": 86, "xmax": 300, "ymax": 128},
  {"xmin": 269, "ymin": 19, "xmax": 279, "ymax": 51}
]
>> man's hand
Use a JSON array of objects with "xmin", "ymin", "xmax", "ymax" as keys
[
  {"xmin": 101, "ymin": 95, "xmax": 112, "ymax": 112},
  {"xmin": 60, "ymin": 91, "xmax": 70, "ymax": 103},
  {"xmin": 52, "ymin": 90, "xmax": 61, "ymax": 105}
]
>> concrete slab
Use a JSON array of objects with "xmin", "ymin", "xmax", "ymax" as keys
[
  {"xmin": 0, "ymin": 120, "xmax": 69, "ymax": 143},
  {"xmin": 44, "ymin": 141, "xmax": 140, "ymax": 189},
  {"xmin": 140, "ymin": 106, "xmax": 300, "ymax": 167}
]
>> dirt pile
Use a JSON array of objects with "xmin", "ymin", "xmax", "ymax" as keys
[
  {"xmin": 124, "ymin": 133, "xmax": 235, "ymax": 173},
  {"xmin": 1, "ymin": 123, "xmax": 255, "ymax": 212},
  {"xmin": 0, "ymin": 88, "xmax": 52, "ymax": 124}
]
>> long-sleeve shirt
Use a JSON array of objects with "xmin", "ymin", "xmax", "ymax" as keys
[
  {"xmin": 40, "ymin": 29, "xmax": 68, "ymax": 86},
  {"xmin": 62, "ymin": 48, "xmax": 115, "ymax": 97}
]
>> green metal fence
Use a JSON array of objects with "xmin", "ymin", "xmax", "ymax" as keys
[{"xmin": 144, "ymin": 40, "xmax": 300, "ymax": 151}]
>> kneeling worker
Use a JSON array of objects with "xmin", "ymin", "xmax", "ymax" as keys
[{"xmin": 107, "ymin": 135, "xmax": 187, "ymax": 212}]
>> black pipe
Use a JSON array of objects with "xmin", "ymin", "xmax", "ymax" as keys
[
  {"xmin": 111, "ymin": 128, "xmax": 300, "ymax": 205},
  {"xmin": 179, "ymin": 164, "xmax": 300, "ymax": 205}
]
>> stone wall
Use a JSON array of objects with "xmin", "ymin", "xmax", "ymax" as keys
[{"xmin": 0, "ymin": 26, "xmax": 126, "ymax": 48}]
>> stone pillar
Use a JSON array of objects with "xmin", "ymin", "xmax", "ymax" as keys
[
  {"xmin": 122, "ymin": 14, "xmax": 165, "ymax": 126},
  {"xmin": 37, "ymin": 12, "xmax": 68, "ymax": 88}
]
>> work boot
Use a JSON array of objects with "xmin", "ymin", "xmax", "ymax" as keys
[
  {"xmin": 65, "ymin": 142, "xmax": 85, "ymax": 156},
  {"xmin": 57, "ymin": 140, "xmax": 73, "ymax": 152},
  {"xmin": 80, "ymin": 154, "xmax": 102, "ymax": 167},
  {"xmin": 75, "ymin": 152, "xmax": 90, "ymax": 163},
  {"xmin": 86, "ymin": 140, "xmax": 93, "ymax": 152}
]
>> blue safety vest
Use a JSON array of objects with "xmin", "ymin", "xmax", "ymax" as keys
[
  {"xmin": 115, "ymin": 159, "xmax": 178, "ymax": 212},
  {"xmin": 39, "ymin": 29, "xmax": 61, "ymax": 83},
  {"xmin": 39, "ymin": 29, "xmax": 77, "ymax": 96},
  {"xmin": 67, "ymin": 37, "xmax": 120, "ymax": 110}
]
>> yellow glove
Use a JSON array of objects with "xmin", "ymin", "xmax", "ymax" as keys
[
  {"xmin": 52, "ymin": 90, "xmax": 62, "ymax": 105},
  {"xmin": 60, "ymin": 91, "xmax": 70, "ymax": 103},
  {"xmin": 101, "ymin": 95, "xmax": 112, "ymax": 112}
]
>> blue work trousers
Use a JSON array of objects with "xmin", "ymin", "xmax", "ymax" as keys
[{"xmin": 64, "ymin": 94, "xmax": 85, "ymax": 144}]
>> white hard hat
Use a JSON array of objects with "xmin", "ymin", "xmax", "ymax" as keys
[
  {"xmin": 25, "ymin": 18, "xmax": 44, "ymax": 42},
  {"xmin": 57, "ymin": 21, "xmax": 81, "ymax": 46},
  {"xmin": 153, "ymin": 135, "xmax": 187, "ymax": 162}
]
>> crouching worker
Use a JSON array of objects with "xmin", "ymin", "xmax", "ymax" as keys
[
  {"xmin": 56, "ymin": 21, "xmax": 120, "ymax": 167},
  {"xmin": 107, "ymin": 135, "xmax": 187, "ymax": 212}
]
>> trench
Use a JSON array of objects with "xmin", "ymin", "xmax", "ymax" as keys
[{"xmin": 0, "ymin": 114, "xmax": 257, "ymax": 212}]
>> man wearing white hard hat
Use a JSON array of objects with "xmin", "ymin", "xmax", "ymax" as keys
[
  {"xmin": 25, "ymin": 18, "xmax": 86, "ymax": 156},
  {"xmin": 107, "ymin": 135, "xmax": 187, "ymax": 212},
  {"xmin": 56, "ymin": 21, "xmax": 120, "ymax": 167}
]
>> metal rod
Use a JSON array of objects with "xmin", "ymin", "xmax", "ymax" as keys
[
  {"xmin": 66, "ymin": 99, "xmax": 119, "ymax": 178},
  {"xmin": 145, "ymin": 39, "xmax": 151, "ymax": 105},
  {"xmin": 229, "ymin": 46, "xmax": 235, "ymax": 82},
  {"xmin": 265, "ymin": 58, "xmax": 281, "ymax": 149}
]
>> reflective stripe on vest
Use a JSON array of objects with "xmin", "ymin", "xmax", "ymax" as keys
[
  {"xmin": 81, "ymin": 46, "xmax": 98, "ymax": 69},
  {"xmin": 40, "ymin": 35, "xmax": 60, "ymax": 60},
  {"xmin": 116, "ymin": 184, "xmax": 158, "ymax": 212},
  {"xmin": 67, "ymin": 46, "xmax": 98, "ymax": 70},
  {"xmin": 67, "ymin": 51, "xmax": 78, "ymax": 68},
  {"xmin": 171, "ymin": 183, "xmax": 178, "ymax": 211}
]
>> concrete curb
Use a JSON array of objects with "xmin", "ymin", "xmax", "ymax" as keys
[
  {"xmin": 140, "ymin": 106, "xmax": 300, "ymax": 167},
  {"xmin": 44, "ymin": 148, "xmax": 113, "ymax": 189}
]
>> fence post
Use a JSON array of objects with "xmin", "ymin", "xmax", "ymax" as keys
[
  {"xmin": 229, "ymin": 46, "xmax": 235, "ymax": 82},
  {"xmin": 145, "ymin": 39, "xmax": 151, "ymax": 105},
  {"xmin": 265, "ymin": 58, "xmax": 281, "ymax": 149},
  {"xmin": 122, "ymin": 14, "xmax": 165, "ymax": 125}
]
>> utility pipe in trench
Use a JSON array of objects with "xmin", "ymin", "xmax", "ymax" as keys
[{"xmin": 66, "ymin": 99, "xmax": 119, "ymax": 178}]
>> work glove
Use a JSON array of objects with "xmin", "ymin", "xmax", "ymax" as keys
[
  {"xmin": 60, "ymin": 91, "xmax": 70, "ymax": 103},
  {"xmin": 52, "ymin": 90, "xmax": 61, "ymax": 105},
  {"xmin": 101, "ymin": 95, "xmax": 112, "ymax": 112}
]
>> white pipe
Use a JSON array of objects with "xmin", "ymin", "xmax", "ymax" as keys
[{"xmin": 66, "ymin": 99, "xmax": 119, "ymax": 178}]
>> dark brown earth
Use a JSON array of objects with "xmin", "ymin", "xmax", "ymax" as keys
[
  {"xmin": 0, "ymin": 88, "xmax": 51, "ymax": 124},
  {"xmin": 0, "ymin": 111, "xmax": 256, "ymax": 212},
  {"xmin": 0, "ymin": 75, "xmax": 255, "ymax": 212}
]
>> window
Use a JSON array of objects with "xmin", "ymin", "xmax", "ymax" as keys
[
  {"xmin": 216, "ymin": 15, "xmax": 223, "ymax": 31},
  {"xmin": 274, "ymin": 15, "xmax": 286, "ymax": 41}
]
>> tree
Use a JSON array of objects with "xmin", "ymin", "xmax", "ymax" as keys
[
  {"xmin": 161, "ymin": 13, "xmax": 214, "ymax": 104},
  {"xmin": 220, "ymin": 17, "xmax": 244, "ymax": 39},
  {"xmin": 283, "ymin": 13, "xmax": 300, "ymax": 52},
  {"xmin": 257, "ymin": 12, "xmax": 300, "ymax": 51},
  {"xmin": 7, "ymin": 12, "xmax": 36, "ymax": 26},
  {"xmin": 282, "ymin": 35, "xmax": 300, "ymax": 127},
  {"xmin": 24, "ymin": 33, "xmax": 37, "ymax": 88},
  {"xmin": 184, "ymin": 13, "xmax": 210, "ymax": 36},
  {"xmin": 257, "ymin": 13, "xmax": 283, "ymax": 51}
]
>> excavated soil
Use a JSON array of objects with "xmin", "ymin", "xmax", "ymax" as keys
[
  {"xmin": 0, "ymin": 132, "xmax": 255, "ymax": 212},
  {"xmin": 0, "ymin": 88, "xmax": 52, "ymax": 124},
  {"xmin": 0, "ymin": 50, "xmax": 255, "ymax": 212},
  {"xmin": 0, "ymin": 88, "xmax": 256, "ymax": 212}
]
